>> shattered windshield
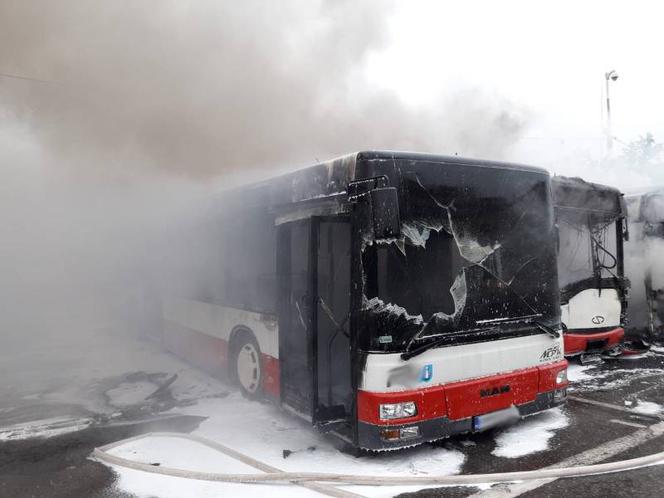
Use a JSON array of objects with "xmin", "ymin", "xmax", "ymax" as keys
[
  {"xmin": 359, "ymin": 160, "xmax": 559, "ymax": 352},
  {"xmin": 557, "ymin": 214, "xmax": 619, "ymax": 290}
]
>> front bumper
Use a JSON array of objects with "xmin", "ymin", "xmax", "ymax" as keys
[
  {"xmin": 563, "ymin": 327, "xmax": 624, "ymax": 356},
  {"xmin": 357, "ymin": 388, "xmax": 567, "ymax": 450}
]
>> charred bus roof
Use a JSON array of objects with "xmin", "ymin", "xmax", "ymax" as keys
[
  {"xmin": 223, "ymin": 151, "xmax": 550, "ymax": 210},
  {"xmin": 354, "ymin": 150, "xmax": 548, "ymax": 175},
  {"xmin": 552, "ymin": 175, "xmax": 625, "ymax": 224}
]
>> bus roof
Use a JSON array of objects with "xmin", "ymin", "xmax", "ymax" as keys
[
  {"xmin": 221, "ymin": 151, "xmax": 550, "ymax": 210},
  {"xmin": 354, "ymin": 150, "xmax": 549, "ymax": 175},
  {"xmin": 552, "ymin": 175, "xmax": 625, "ymax": 219}
]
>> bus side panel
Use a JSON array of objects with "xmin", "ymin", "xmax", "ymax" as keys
[
  {"xmin": 163, "ymin": 318, "xmax": 229, "ymax": 374},
  {"xmin": 162, "ymin": 298, "xmax": 280, "ymax": 397}
]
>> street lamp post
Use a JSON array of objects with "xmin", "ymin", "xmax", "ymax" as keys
[{"xmin": 605, "ymin": 70, "xmax": 619, "ymax": 154}]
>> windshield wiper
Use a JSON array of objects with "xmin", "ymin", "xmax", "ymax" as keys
[
  {"xmin": 482, "ymin": 314, "xmax": 560, "ymax": 338},
  {"xmin": 400, "ymin": 334, "xmax": 455, "ymax": 361},
  {"xmin": 400, "ymin": 327, "xmax": 498, "ymax": 361},
  {"xmin": 476, "ymin": 314, "xmax": 542, "ymax": 325},
  {"xmin": 400, "ymin": 318, "xmax": 559, "ymax": 361},
  {"xmin": 529, "ymin": 318, "xmax": 560, "ymax": 338}
]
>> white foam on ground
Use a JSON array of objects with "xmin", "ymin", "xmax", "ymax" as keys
[
  {"xmin": 109, "ymin": 465, "xmax": 314, "ymax": 498},
  {"xmin": 567, "ymin": 364, "xmax": 664, "ymax": 394},
  {"xmin": 491, "ymin": 407, "xmax": 569, "ymax": 458},
  {"xmin": 567, "ymin": 363, "xmax": 596, "ymax": 382},
  {"xmin": 104, "ymin": 393, "xmax": 466, "ymax": 498},
  {"xmin": 106, "ymin": 435, "xmax": 315, "ymax": 498},
  {"xmin": 630, "ymin": 400, "xmax": 663, "ymax": 415}
]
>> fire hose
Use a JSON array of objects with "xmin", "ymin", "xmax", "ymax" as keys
[{"xmin": 93, "ymin": 431, "xmax": 664, "ymax": 488}]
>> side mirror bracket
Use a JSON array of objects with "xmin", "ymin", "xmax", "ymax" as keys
[{"xmin": 348, "ymin": 176, "xmax": 401, "ymax": 240}]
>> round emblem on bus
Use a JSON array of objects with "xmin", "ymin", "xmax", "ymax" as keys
[{"xmin": 591, "ymin": 315, "xmax": 605, "ymax": 325}]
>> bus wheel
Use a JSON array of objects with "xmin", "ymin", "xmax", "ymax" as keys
[{"xmin": 233, "ymin": 335, "xmax": 262, "ymax": 398}]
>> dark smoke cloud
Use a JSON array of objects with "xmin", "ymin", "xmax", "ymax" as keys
[
  {"xmin": 0, "ymin": 1, "xmax": 529, "ymax": 406},
  {"xmin": 0, "ymin": 0, "xmax": 528, "ymax": 179}
]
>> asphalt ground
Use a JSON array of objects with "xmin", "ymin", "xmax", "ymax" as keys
[
  {"xmin": 0, "ymin": 415, "xmax": 206, "ymax": 498},
  {"xmin": 403, "ymin": 350, "xmax": 664, "ymax": 497},
  {"xmin": 3, "ymin": 351, "xmax": 664, "ymax": 498}
]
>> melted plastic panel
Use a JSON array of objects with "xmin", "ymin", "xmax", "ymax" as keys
[{"xmin": 358, "ymin": 159, "xmax": 559, "ymax": 352}]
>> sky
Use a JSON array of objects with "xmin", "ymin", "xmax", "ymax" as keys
[{"xmin": 368, "ymin": 0, "xmax": 664, "ymax": 173}]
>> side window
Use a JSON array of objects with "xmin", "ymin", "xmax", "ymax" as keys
[{"xmin": 220, "ymin": 210, "xmax": 277, "ymax": 312}]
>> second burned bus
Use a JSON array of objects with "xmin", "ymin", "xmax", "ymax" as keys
[
  {"xmin": 162, "ymin": 151, "xmax": 568, "ymax": 451},
  {"xmin": 552, "ymin": 176, "xmax": 628, "ymax": 359}
]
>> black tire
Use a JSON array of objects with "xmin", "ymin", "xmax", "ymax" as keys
[{"xmin": 231, "ymin": 332, "xmax": 263, "ymax": 399}]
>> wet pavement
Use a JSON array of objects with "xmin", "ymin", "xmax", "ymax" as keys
[
  {"xmin": 403, "ymin": 350, "xmax": 664, "ymax": 497},
  {"xmin": 3, "ymin": 350, "xmax": 664, "ymax": 498},
  {"xmin": 0, "ymin": 415, "xmax": 206, "ymax": 498}
]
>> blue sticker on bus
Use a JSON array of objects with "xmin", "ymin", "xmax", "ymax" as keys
[{"xmin": 421, "ymin": 364, "xmax": 433, "ymax": 382}]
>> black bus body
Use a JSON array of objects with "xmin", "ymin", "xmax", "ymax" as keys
[{"xmin": 162, "ymin": 151, "xmax": 568, "ymax": 450}]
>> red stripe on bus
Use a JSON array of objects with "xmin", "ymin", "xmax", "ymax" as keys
[
  {"xmin": 261, "ymin": 353, "xmax": 280, "ymax": 399},
  {"xmin": 357, "ymin": 387, "xmax": 447, "ymax": 426},
  {"xmin": 444, "ymin": 366, "xmax": 539, "ymax": 420},
  {"xmin": 163, "ymin": 321, "xmax": 280, "ymax": 399},
  {"xmin": 357, "ymin": 360, "xmax": 568, "ymax": 425},
  {"xmin": 563, "ymin": 327, "xmax": 624, "ymax": 355},
  {"xmin": 537, "ymin": 359, "xmax": 569, "ymax": 392},
  {"xmin": 164, "ymin": 323, "xmax": 229, "ymax": 374}
]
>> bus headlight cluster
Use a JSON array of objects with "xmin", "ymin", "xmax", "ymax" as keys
[
  {"xmin": 379, "ymin": 401, "xmax": 417, "ymax": 420},
  {"xmin": 556, "ymin": 369, "xmax": 567, "ymax": 385}
]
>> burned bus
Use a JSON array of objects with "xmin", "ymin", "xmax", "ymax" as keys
[
  {"xmin": 162, "ymin": 151, "xmax": 568, "ymax": 451},
  {"xmin": 624, "ymin": 189, "xmax": 664, "ymax": 343},
  {"xmin": 552, "ymin": 177, "xmax": 628, "ymax": 359}
]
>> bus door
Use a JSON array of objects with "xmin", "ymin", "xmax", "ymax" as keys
[
  {"xmin": 277, "ymin": 219, "xmax": 315, "ymax": 419},
  {"xmin": 314, "ymin": 218, "xmax": 352, "ymax": 426},
  {"xmin": 277, "ymin": 217, "xmax": 352, "ymax": 427}
]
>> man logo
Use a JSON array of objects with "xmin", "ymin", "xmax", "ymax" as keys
[
  {"xmin": 591, "ymin": 315, "xmax": 605, "ymax": 325},
  {"xmin": 480, "ymin": 385, "xmax": 510, "ymax": 398}
]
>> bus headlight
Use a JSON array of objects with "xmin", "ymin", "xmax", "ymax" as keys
[
  {"xmin": 379, "ymin": 401, "xmax": 417, "ymax": 420},
  {"xmin": 556, "ymin": 369, "xmax": 567, "ymax": 385}
]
